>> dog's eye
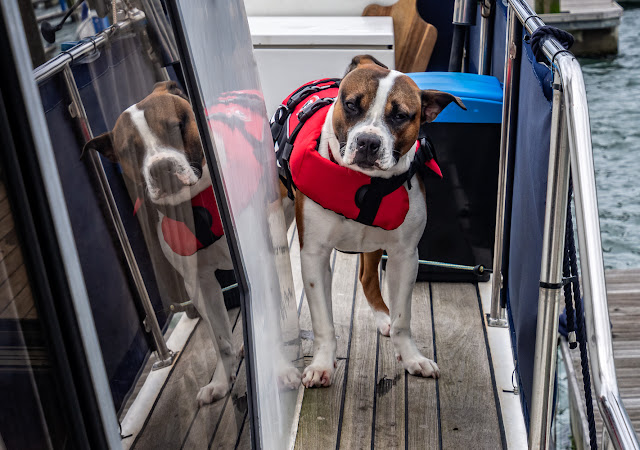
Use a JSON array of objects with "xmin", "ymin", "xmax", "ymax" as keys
[
  {"xmin": 344, "ymin": 101, "xmax": 358, "ymax": 114},
  {"xmin": 393, "ymin": 112, "xmax": 409, "ymax": 122}
]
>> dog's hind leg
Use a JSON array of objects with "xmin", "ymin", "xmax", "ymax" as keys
[{"xmin": 359, "ymin": 250, "xmax": 391, "ymax": 336}]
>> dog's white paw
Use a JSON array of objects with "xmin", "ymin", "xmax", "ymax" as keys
[
  {"xmin": 402, "ymin": 355, "xmax": 440, "ymax": 379},
  {"xmin": 302, "ymin": 362, "xmax": 335, "ymax": 388},
  {"xmin": 278, "ymin": 365, "xmax": 302, "ymax": 390},
  {"xmin": 196, "ymin": 379, "xmax": 230, "ymax": 406},
  {"xmin": 374, "ymin": 311, "xmax": 391, "ymax": 337}
]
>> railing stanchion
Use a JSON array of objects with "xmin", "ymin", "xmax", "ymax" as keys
[
  {"xmin": 529, "ymin": 68, "xmax": 570, "ymax": 450},
  {"xmin": 488, "ymin": 5, "xmax": 520, "ymax": 328},
  {"xmin": 61, "ymin": 65, "xmax": 175, "ymax": 371}
]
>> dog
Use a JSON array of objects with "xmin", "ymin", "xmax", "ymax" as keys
[
  {"xmin": 281, "ymin": 55, "xmax": 466, "ymax": 388},
  {"xmin": 83, "ymin": 81, "xmax": 241, "ymax": 405}
]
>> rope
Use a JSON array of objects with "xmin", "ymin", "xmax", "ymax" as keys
[
  {"xmin": 563, "ymin": 212, "xmax": 577, "ymax": 349},
  {"xmin": 530, "ymin": 25, "xmax": 574, "ymax": 63},
  {"xmin": 564, "ymin": 179, "xmax": 598, "ymax": 449}
]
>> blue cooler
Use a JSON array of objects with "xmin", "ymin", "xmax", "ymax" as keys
[{"xmin": 407, "ymin": 73, "xmax": 503, "ymax": 282}]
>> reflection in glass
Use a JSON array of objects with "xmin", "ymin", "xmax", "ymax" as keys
[
  {"xmin": 0, "ymin": 171, "xmax": 72, "ymax": 449},
  {"xmin": 175, "ymin": 0, "xmax": 303, "ymax": 447},
  {"xmin": 35, "ymin": 7, "xmax": 254, "ymax": 448}
]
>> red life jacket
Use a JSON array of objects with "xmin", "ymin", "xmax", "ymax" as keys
[
  {"xmin": 271, "ymin": 79, "xmax": 442, "ymax": 231},
  {"xmin": 134, "ymin": 90, "xmax": 268, "ymax": 257},
  {"xmin": 159, "ymin": 187, "xmax": 224, "ymax": 257}
]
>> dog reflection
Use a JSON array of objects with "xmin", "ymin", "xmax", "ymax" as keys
[{"xmin": 85, "ymin": 81, "xmax": 248, "ymax": 404}]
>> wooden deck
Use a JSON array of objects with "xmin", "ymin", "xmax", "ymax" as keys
[
  {"xmin": 568, "ymin": 268, "xmax": 640, "ymax": 443},
  {"xmin": 123, "ymin": 308, "xmax": 249, "ymax": 450},
  {"xmin": 0, "ymin": 181, "xmax": 36, "ymax": 321},
  {"xmin": 289, "ymin": 227, "xmax": 506, "ymax": 450}
]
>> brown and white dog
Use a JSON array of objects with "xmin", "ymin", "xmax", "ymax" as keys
[
  {"xmin": 289, "ymin": 56, "xmax": 465, "ymax": 388},
  {"xmin": 83, "ymin": 81, "xmax": 239, "ymax": 405}
]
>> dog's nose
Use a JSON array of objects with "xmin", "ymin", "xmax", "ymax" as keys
[
  {"xmin": 356, "ymin": 133, "xmax": 381, "ymax": 154},
  {"xmin": 149, "ymin": 159, "xmax": 177, "ymax": 181}
]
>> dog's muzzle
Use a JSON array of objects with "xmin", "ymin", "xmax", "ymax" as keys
[
  {"xmin": 148, "ymin": 159, "xmax": 199, "ymax": 196},
  {"xmin": 353, "ymin": 133, "xmax": 382, "ymax": 168}
]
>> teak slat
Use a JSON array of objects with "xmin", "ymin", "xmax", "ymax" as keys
[
  {"xmin": 406, "ymin": 282, "xmax": 439, "ymax": 449},
  {"xmin": 295, "ymin": 252, "xmax": 358, "ymax": 450},
  {"xmin": 338, "ymin": 282, "xmax": 378, "ymax": 449},
  {"xmin": 180, "ymin": 310, "xmax": 244, "ymax": 449},
  {"xmin": 431, "ymin": 282, "xmax": 502, "ymax": 449}
]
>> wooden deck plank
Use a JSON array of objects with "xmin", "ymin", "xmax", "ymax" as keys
[
  {"xmin": 132, "ymin": 308, "xmax": 241, "ymax": 450},
  {"xmin": 373, "ymin": 327, "xmax": 405, "ymax": 449},
  {"xmin": 373, "ymin": 268, "xmax": 406, "ymax": 449},
  {"xmin": 207, "ymin": 357, "xmax": 248, "ymax": 449},
  {"xmin": 0, "ymin": 264, "xmax": 29, "ymax": 317},
  {"xmin": 406, "ymin": 283, "xmax": 439, "ymax": 450},
  {"xmin": 294, "ymin": 359, "xmax": 347, "ymax": 450},
  {"xmin": 569, "ymin": 268, "xmax": 640, "ymax": 440},
  {"xmin": 338, "ymin": 278, "xmax": 377, "ymax": 450},
  {"xmin": 431, "ymin": 282, "xmax": 502, "ymax": 450},
  {"xmin": 294, "ymin": 252, "xmax": 358, "ymax": 450},
  {"xmin": 180, "ymin": 311, "xmax": 244, "ymax": 449},
  {"xmin": 235, "ymin": 414, "xmax": 251, "ymax": 449}
]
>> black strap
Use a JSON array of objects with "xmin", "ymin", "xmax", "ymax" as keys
[{"xmin": 354, "ymin": 136, "xmax": 439, "ymax": 226}]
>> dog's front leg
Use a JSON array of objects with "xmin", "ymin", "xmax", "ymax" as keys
[
  {"xmin": 385, "ymin": 249, "xmax": 440, "ymax": 378},
  {"xmin": 193, "ymin": 272, "xmax": 237, "ymax": 405},
  {"xmin": 300, "ymin": 244, "xmax": 336, "ymax": 387}
]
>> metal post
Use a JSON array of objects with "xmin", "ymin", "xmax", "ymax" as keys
[
  {"xmin": 488, "ymin": 5, "xmax": 520, "ymax": 328},
  {"xmin": 61, "ymin": 65, "xmax": 175, "ymax": 370},
  {"xmin": 478, "ymin": 0, "xmax": 493, "ymax": 75},
  {"xmin": 528, "ymin": 69, "xmax": 570, "ymax": 449}
]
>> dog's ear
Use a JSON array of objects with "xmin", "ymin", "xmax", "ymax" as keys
[
  {"xmin": 420, "ymin": 90, "xmax": 467, "ymax": 123},
  {"xmin": 344, "ymin": 54, "xmax": 389, "ymax": 76},
  {"xmin": 82, "ymin": 132, "xmax": 117, "ymax": 162},
  {"xmin": 152, "ymin": 81, "xmax": 189, "ymax": 100}
]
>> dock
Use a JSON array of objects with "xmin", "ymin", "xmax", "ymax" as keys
[
  {"xmin": 538, "ymin": 0, "xmax": 624, "ymax": 56},
  {"xmin": 566, "ymin": 268, "xmax": 640, "ymax": 446}
]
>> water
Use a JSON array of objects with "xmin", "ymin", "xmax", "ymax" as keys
[{"xmin": 580, "ymin": 6, "xmax": 640, "ymax": 270}]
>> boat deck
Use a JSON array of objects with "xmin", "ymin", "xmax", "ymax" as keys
[
  {"xmin": 289, "ymin": 227, "xmax": 509, "ymax": 449},
  {"xmin": 567, "ymin": 268, "xmax": 640, "ymax": 443}
]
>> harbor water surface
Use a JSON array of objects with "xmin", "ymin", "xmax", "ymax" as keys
[{"xmin": 581, "ymin": 5, "xmax": 640, "ymax": 269}]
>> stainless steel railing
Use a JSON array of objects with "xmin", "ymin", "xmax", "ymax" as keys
[{"xmin": 490, "ymin": 0, "xmax": 640, "ymax": 448}]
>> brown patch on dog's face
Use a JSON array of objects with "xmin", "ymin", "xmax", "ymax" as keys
[
  {"xmin": 384, "ymin": 76, "xmax": 423, "ymax": 159},
  {"xmin": 138, "ymin": 92, "xmax": 204, "ymax": 170},
  {"xmin": 344, "ymin": 54, "xmax": 389, "ymax": 75}
]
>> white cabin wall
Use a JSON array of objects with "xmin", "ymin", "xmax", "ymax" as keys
[{"xmin": 243, "ymin": 0, "xmax": 396, "ymax": 16}]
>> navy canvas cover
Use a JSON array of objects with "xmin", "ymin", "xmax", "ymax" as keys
[{"xmin": 505, "ymin": 33, "xmax": 554, "ymax": 425}]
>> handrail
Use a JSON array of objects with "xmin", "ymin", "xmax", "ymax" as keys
[
  {"xmin": 33, "ymin": 9, "xmax": 145, "ymax": 83},
  {"xmin": 507, "ymin": 0, "xmax": 640, "ymax": 448}
]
